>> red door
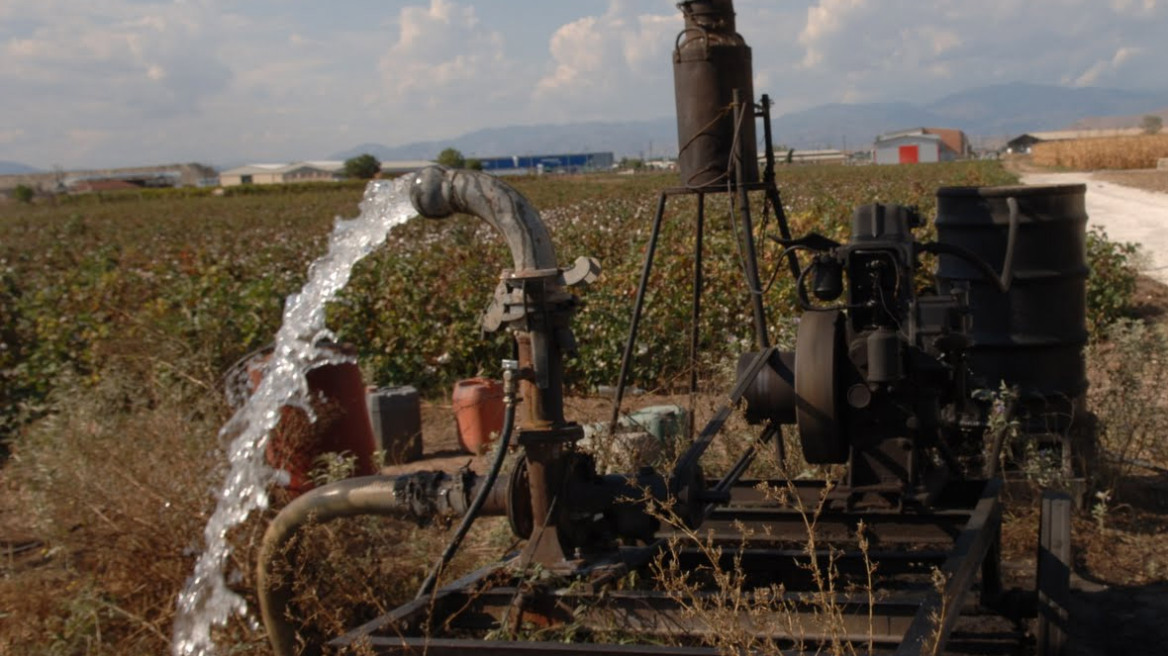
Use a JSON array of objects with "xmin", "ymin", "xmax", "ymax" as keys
[{"xmin": 898, "ymin": 145, "xmax": 919, "ymax": 164}]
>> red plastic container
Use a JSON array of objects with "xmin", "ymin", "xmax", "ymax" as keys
[
  {"xmin": 452, "ymin": 378, "xmax": 505, "ymax": 454},
  {"xmin": 247, "ymin": 347, "xmax": 378, "ymax": 496}
]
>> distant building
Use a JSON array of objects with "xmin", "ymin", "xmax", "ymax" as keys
[
  {"xmin": 379, "ymin": 160, "xmax": 435, "ymax": 176},
  {"xmin": 218, "ymin": 161, "xmax": 346, "ymax": 186},
  {"xmin": 475, "ymin": 152, "xmax": 614, "ymax": 176},
  {"xmin": 0, "ymin": 163, "xmax": 216, "ymax": 193},
  {"xmin": 1005, "ymin": 128, "xmax": 1145, "ymax": 154},
  {"xmin": 68, "ymin": 179, "xmax": 145, "ymax": 193},
  {"xmin": 643, "ymin": 159, "xmax": 676, "ymax": 171},
  {"xmin": 874, "ymin": 127, "xmax": 970, "ymax": 165}
]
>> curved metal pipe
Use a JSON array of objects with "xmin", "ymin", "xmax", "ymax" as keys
[
  {"xmin": 410, "ymin": 166, "xmax": 558, "ymax": 273},
  {"xmin": 257, "ymin": 472, "xmax": 504, "ymax": 656},
  {"xmin": 409, "ymin": 164, "xmax": 571, "ymax": 428}
]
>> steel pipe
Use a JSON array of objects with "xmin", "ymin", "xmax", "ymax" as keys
[{"xmin": 410, "ymin": 166, "xmax": 558, "ymax": 273}]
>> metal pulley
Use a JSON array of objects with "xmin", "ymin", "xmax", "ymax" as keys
[
  {"xmin": 737, "ymin": 310, "xmax": 850, "ymax": 464},
  {"xmin": 795, "ymin": 310, "xmax": 850, "ymax": 464}
]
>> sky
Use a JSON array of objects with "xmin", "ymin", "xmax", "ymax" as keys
[{"xmin": 1, "ymin": 0, "xmax": 1166, "ymax": 170}]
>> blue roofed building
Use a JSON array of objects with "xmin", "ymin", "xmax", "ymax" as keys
[{"xmin": 475, "ymin": 152, "xmax": 614, "ymax": 175}]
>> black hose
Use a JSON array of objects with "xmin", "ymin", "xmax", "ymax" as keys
[
  {"xmin": 415, "ymin": 396, "xmax": 517, "ymax": 599},
  {"xmin": 922, "ymin": 241, "xmax": 1013, "ymax": 294},
  {"xmin": 923, "ymin": 195, "xmax": 1020, "ymax": 294}
]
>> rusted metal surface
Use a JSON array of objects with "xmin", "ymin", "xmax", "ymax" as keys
[
  {"xmin": 362, "ymin": 127, "xmax": 1022, "ymax": 656},
  {"xmin": 894, "ymin": 479, "xmax": 1002, "ymax": 655},
  {"xmin": 673, "ymin": 0, "xmax": 758, "ymax": 187},
  {"xmin": 794, "ymin": 310, "xmax": 849, "ymax": 464},
  {"xmin": 333, "ymin": 480, "xmax": 1004, "ymax": 656},
  {"xmin": 936, "ymin": 183, "xmax": 1089, "ymax": 425}
]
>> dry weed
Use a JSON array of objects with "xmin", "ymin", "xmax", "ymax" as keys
[
  {"xmin": 649, "ymin": 470, "xmax": 878, "ymax": 655},
  {"xmin": 1088, "ymin": 319, "xmax": 1168, "ymax": 485},
  {"xmin": 0, "ymin": 367, "xmax": 246, "ymax": 655}
]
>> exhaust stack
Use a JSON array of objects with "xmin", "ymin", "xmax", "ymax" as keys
[{"xmin": 673, "ymin": 0, "xmax": 758, "ymax": 187}]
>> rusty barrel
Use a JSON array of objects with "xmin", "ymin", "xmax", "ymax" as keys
[
  {"xmin": 245, "ymin": 345, "xmax": 378, "ymax": 496},
  {"xmin": 935, "ymin": 184, "xmax": 1088, "ymax": 422}
]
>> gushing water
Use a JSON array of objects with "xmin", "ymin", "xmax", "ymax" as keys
[{"xmin": 172, "ymin": 177, "xmax": 417, "ymax": 655}]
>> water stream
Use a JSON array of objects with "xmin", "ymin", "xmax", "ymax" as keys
[{"xmin": 172, "ymin": 176, "xmax": 417, "ymax": 655}]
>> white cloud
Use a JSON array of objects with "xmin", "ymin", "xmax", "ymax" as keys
[
  {"xmin": 799, "ymin": 0, "xmax": 867, "ymax": 66},
  {"xmin": 1110, "ymin": 0, "xmax": 1159, "ymax": 15},
  {"xmin": 788, "ymin": 0, "xmax": 1165, "ymax": 105},
  {"xmin": 2, "ymin": 5, "xmax": 231, "ymax": 113},
  {"xmin": 0, "ymin": 0, "xmax": 369, "ymax": 165},
  {"xmin": 378, "ymin": 0, "xmax": 512, "ymax": 104},
  {"xmin": 531, "ymin": 1, "xmax": 679, "ymax": 120},
  {"xmin": 0, "ymin": 129, "xmax": 26, "ymax": 145},
  {"xmin": 1, "ymin": 1, "xmax": 1167, "ymax": 169},
  {"xmin": 1072, "ymin": 46, "xmax": 1142, "ymax": 87}
]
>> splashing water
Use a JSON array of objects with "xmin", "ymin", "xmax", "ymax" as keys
[{"xmin": 172, "ymin": 176, "xmax": 417, "ymax": 656}]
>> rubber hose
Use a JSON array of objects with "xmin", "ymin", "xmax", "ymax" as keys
[
  {"xmin": 257, "ymin": 475, "xmax": 426, "ymax": 656},
  {"xmin": 923, "ymin": 241, "xmax": 1013, "ymax": 294}
]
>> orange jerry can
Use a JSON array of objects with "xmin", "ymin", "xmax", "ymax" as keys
[{"xmin": 451, "ymin": 378, "xmax": 505, "ymax": 454}]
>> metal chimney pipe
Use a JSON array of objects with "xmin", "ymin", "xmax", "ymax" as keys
[{"xmin": 673, "ymin": 0, "xmax": 759, "ymax": 187}]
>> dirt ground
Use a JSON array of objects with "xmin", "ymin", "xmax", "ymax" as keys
[
  {"xmin": 1018, "ymin": 168, "xmax": 1168, "ymax": 285},
  {"xmin": 1093, "ymin": 168, "xmax": 1168, "ymax": 195}
]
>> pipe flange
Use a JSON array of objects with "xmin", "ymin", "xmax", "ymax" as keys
[
  {"xmin": 504, "ymin": 267, "xmax": 561, "ymax": 281},
  {"xmin": 795, "ymin": 310, "xmax": 850, "ymax": 464}
]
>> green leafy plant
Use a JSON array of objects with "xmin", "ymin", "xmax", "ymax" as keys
[
  {"xmin": 12, "ymin": 184, "xmax": 34, "ymax": 203},
  {"xmin": 344, "ymin": 154, "xmax": 381, "ymax": 180},
  {"xmin": 1085, "ymin": 225, "xmax": 1139, "ymax": 336}
]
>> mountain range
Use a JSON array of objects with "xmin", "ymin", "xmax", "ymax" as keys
[
  {"xmin": 333, "ymin": 82, "xmax": 1168, "ymax": 162},
  {"xmin": 5, "ymin": 82, "xmax": 1167, "ymax": 175},
  {"xmin": 0, "ymin": 161, "xmax": 42, "ymax": 175}
]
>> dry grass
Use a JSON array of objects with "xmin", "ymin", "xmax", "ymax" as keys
[
  {"xmin": 0, "ymin": 367, "xmax": 237, "ymax": 655},
  {"xmin": 1087, "ymin": 319, "xmax": 1168, "ymax": 488},
  {"xmin": 647, "ymin": 474, "xmax": 894, "ymax": 655},
  {"xmin": 0, "ymin": 363, "xmax": 507, "ymax": 656},
  {"xmin": 1032, "ymin": 134, "xmax": 1168, "ymax": 170}
]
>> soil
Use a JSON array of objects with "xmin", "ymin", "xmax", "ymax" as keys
[{"xmin": 1092, "ymin": 168, "xmax": 1168, "ymax": 195}]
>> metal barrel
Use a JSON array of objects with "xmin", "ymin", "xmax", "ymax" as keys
[
  {"xmin": 673, "ymin": 0, "xmax": 758, "ymax": 188},
  {"xmin": 935, "ymin": 184, "xmax": 1089, "ymax": 412}
]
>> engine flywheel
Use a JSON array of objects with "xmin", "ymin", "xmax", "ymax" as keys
[{"xmin": 795, "ymin": 310, "xmax": 849, "ymax": 464}]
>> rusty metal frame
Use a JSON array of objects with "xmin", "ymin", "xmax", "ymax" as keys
[{"xmin": 330, "ymin": 479, "xmax": 1003, "ymax": 655}]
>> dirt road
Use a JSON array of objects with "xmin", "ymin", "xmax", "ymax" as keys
[{"xmin": 1021, "ymin": 171, "xmax": 1168, "ymax": 284}]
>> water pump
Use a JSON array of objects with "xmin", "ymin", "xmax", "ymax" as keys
[{"xmin": 741, "ymin": 203, "xmax": 994, "ymax": 509}]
